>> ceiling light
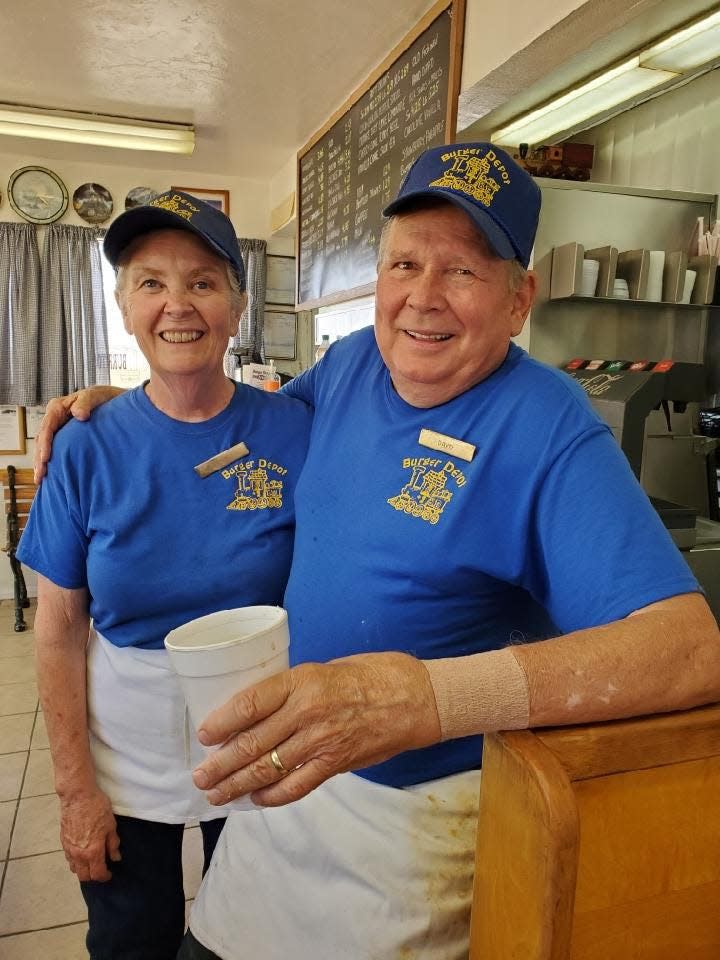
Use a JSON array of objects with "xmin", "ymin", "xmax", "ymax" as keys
[
  {"xmin": 492, "ymin": 58, "xmax": 679, "ymax": 146},
  {"xmin": 640, "ymin": 9, "xmax": 720, "ymax": 71},
  {"xmin": 0, "ymin": 105, "xmax": 195, "ymax": 155}
]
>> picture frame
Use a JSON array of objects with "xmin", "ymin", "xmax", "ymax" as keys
[
  {"xmin": 265, "ymin": 254, "xmax": 296, "ymax": 306},
  {"xmin": 263, "ymin": 309, "xmax": 297, "ymax": 360},
  {"xmin": 170, "ymin": 187, "xmax": 230, "ymax": 215},
  {"xmin": 0, "ymin": 406, "xmax": 26, "ymax": 455},
  {"xmin": 24, "ymin": 405, "xmax": 46, "ymax": 440}
]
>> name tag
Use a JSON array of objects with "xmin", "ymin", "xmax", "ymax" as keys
[
  {"xmin": 194, "ymin": 442, "xmax": 250, "ymax": 478},
  {"xmin": 418, "ymin": 429, "xmax": 475, "ymax": 462}
]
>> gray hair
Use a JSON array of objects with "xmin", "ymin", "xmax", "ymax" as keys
[
  {"xmin": 114, "ymin": 233, "xmax": 247, "ymax": 315},
  {"xmin": 377, "ymin": 200, "xmax": 528, "ymax": 294}
]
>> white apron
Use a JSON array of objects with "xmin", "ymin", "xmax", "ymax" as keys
[
  {"xmin": 189, "ymin": 767, "xmax": 481, "ymax": 958},
  {"xmin": 87, "ymin": 628, "xmax": 225, "ymax": 823}
]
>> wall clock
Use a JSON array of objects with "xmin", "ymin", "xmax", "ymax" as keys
[{"xmin": 8, "ymin": 166, "xmax": 69, "ymax": 224}]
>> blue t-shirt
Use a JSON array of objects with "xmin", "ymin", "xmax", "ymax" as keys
[
  {"xmin": 283, "ymin": 327, "xmax": 699, "ymax": 786},
  {"xmin": 18, "ymin": 384, "xmax": 312, "ymax": 649}
]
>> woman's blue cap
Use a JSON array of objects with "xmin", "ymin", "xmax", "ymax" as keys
[{"xmin": 104, "ymin": 191, "xmax": 246, "ymax": 289}]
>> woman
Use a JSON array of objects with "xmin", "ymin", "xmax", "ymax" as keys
[{"xmin": 17, "ymin": 192, "xmax": 312, "ymax": 960}]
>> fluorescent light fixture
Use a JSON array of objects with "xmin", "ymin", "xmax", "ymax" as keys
[
  {"xmin": 492, "ymin": 58, "xmax": 678, "ymax": 146},
  {"xmin": 640, "ymin": 9, "xmax": 720, "ymax": 71},
  {"xmin": 492, "ymin": 7, "xmax": 720, "ymax": 146},
  {"xmin": 0, "ymin": 105, "xmax": 195, "ymax": 155}
]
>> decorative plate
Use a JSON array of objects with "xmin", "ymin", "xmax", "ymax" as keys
[
  {"xmin": 73, "ymin": 182, "xmax": 113, "ymax": 224},
  {"xmin": 8, "ymin": 166, "xmax": 69, "ymax": 224},
  {"xmin": 125, "ymin": 186, "xmax": 158, "ymax": 209}
]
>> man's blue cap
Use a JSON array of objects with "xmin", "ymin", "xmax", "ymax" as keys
[
  {"xmin": 104, "ymin": 191, "xmax": 246, "ymax": 289},
  {"xmin": 383, "ymin": 142, "xmax": 541, "ymax": 269}
]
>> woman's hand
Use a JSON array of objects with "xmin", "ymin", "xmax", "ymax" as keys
[
  {"xmin": 191, "ymin": 652, "xmax": 442, "ymax": 807},
  {"xmin": 59, "ymin": 787, "xmax": 121, "ymax": 882},
  {"xmin": 34, "ymin": 387, "xmax": 125, "ymax": 482}
]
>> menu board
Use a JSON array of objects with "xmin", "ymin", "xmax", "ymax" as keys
[{"xmin": 297, "ymin": 0, "xmax": 465, "ymax": 309}]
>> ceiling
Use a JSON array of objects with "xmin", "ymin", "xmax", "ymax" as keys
[{"xmin": 0, "ymin": 0, "xmax": 435, "ymax": 179}]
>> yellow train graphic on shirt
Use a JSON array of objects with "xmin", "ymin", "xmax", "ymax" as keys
[
  {"xmin": 227, "ymin": 467, "xmax": 283, "ymax": 510},
  {"xmin": 387, "ymin": 465, "xmax": 453, "ymax": 525}
]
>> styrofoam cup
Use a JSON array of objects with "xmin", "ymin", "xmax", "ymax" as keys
[
  {"xmin": 581, "ymin": 259, "xmax": 600, "ymax": 296},
  {"xmin": 680, "ymin": 269, "xmax": 697, "ymax": 304},
  {"xmin": 165, "ymin": 606, "xmax": 290, "ymax": 811},
  {"xmin": 645, "ymin": 250, "xmax": 665, "ymax": 301}
]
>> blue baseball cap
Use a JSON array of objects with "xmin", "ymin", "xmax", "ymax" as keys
[
  {"xmin": 383, "ymin": 142, "xmax": 541, "ymax": 269},
  {"xmin": 104, "ymin": 191, "xmax": 246, "ymax": 289}
]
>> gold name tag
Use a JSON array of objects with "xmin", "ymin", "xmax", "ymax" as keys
[
  {"xmin": 418, "ymin": 428, "xmax": 475, "ymax": 463},
  {"xmin": 194, "ymin": 442, "xmax": 250, "ymax": 478}
]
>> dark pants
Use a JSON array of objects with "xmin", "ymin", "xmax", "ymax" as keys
[
  {"xmin": 80, "ymin": 815, "xmax": 226, "ymax": 960},
  {"xmin": 176, "ymin": 929, "xmax": 222, "ymax": 960}
]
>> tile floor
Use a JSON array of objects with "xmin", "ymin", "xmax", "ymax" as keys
[{"xmin": 0, "ymin": 598, "xmax": 203, "ymax": 959}]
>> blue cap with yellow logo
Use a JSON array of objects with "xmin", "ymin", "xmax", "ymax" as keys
[
  {"xmin": 104, "ymin": 191, "xmax": 246, "ymax": 289},
  {"xmin": 382, "ymin": 142, "xmax": 541, "ymax": 269}
]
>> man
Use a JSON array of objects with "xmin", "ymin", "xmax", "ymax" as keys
[{"xmin": 36, "ymin": 143, "xmax": 720, "ymax": 959}]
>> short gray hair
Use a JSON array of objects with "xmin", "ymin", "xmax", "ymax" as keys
[{"xmin": 377, "ymin": 200, "xmax": 527, "ymax": 294}]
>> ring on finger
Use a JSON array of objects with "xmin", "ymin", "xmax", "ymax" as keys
[{"xmin": 270, "ymin": 747, "xmax": 289, "ymax": 776}]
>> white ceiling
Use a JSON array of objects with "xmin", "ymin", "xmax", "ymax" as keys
[{"xmin": 0, "ymin": 0, "xmax": 436, "ymax": 179}]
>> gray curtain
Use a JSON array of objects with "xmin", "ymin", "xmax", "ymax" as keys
[
  {"xmin": 228, "ymin": 238, "xmax": 267, "ymax": 368},
  {"xmin": 38, "ymin": 224, "xmax": 110, "ymax": 402},
  {"xmin": 0, "ymin": 223, "xmax": 41, "ymax": 404}
]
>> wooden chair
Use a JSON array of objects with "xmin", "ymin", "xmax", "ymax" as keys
[
  {"xmin": 1, "ymin": 466, "xmax": 38, "ymax": 632},
  {"xmin": 470, "ymin": 703, "xmax": 720, "ymax": 959}
]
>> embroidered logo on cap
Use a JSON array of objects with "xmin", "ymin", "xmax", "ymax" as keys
[
  {"xmin": 429, "ymin": 148, "xmax": 511, "ymax": 208},
  {"xmin": 149, "ymin": 193, "xmax": 200, "ymax": 222}
]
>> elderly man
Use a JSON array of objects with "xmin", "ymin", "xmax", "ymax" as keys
[{"xmin": 36, "ymin": 143, "xmax": 720, "ymax": 960}]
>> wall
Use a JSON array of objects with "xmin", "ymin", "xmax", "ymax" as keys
[{"xmin": 575, "ymin": 67, "xmax": 720, "ymax": 196}]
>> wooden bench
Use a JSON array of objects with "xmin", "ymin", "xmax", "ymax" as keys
[
  {"xmin": 1, "ymin": 466, "xmax": 38, "ymax": 632},
  {"xmin": 470, "ymin": 703, "xmax": 720, "ymax": 959}
]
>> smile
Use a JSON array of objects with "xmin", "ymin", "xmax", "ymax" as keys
[
  {"xmin": 404, "ymin": 330, "xmax": 452, "ymax": 342},
  {"xmin": 159, "ymin": 331, "xmax": 204, "ymax": 343}
]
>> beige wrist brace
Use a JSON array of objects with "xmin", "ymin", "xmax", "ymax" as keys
[{"xmin": 423, "ymin": 648, "xmax": 530, "ymax": 741}]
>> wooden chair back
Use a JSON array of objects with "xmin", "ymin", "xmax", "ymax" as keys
[
  {"xmin": 1, "ymin": 466, "xmax": 38, "ymax": 631},
  {"xmin": 470, "ymin": 703, "xmax": 720, "ymax": 960}
]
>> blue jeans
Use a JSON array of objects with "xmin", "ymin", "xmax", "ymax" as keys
[{"xmin": 80, "ymin": 815, "xmax": 226, "ymax": 960}]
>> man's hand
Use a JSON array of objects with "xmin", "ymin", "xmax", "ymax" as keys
[
  {"xmin": 191, "ymin": 652, "xmax": 442, "ymax": 808},
  {"xmin": 34, "ymin": 387, "xmax": 124, "ymax": 482},
  {"xmin": 59, "ymin": 787, "xmax": 121, "ymax": 882}
]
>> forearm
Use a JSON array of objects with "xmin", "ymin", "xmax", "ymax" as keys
[
  {"xmin": 34, "ymin": 599, "xmax": 96, "ymax": 798},
  {"xmin": 424, "ymin": 592, "xmax": 720, "ymax": 739}
]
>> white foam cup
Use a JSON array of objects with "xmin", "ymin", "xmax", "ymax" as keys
[
  {"xmin": 681, "ymin": 269, "xmax": 697, "ymax": 304},
  {"xmin": 645, "ymin": 250, "xmax": 665, "ymax": 301},
  {"xmin": 581, "ymin": 259, "xmax": 600, "ymax": 296},
  {"xmin": 165, "ymin": 606, "xmax": 290, "ymax": 811}
]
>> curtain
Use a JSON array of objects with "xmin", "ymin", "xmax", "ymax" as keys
[
  {"xmin": 227, "ymin": 238, "xmax": 267, "ymax": 369},
  {"xmin": 0, "ymin": 223, "xmax": 41, "ymax": 404},
  {"xmin": 38, "ymin": 224, "xmax": 110, "ymax": 402}
]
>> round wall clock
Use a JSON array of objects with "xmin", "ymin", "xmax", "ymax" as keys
[{"xmin": 8, "ymin": 166, "xmax": 69, "ymax": 224}]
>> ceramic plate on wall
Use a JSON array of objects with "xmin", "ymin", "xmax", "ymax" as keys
[
  {"xmin": 73, "ymin": 182, "xmax": 113, "ymax": 224},
  {"xmin": 8, "ymin": 166, "xmax": 69, "ymax": 224},
  {"xmin": 125, "ymin": 186, "xmax": 158, "ymax": 209}
]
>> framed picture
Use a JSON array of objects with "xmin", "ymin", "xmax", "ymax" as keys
[
  {"xmin": 263, "ymin": 309, "xmax": 297, "ymax": 360},
  {"xmin": 266, "ymin": 255, "xmax": 296, "ymax": 306},
  {"xmin": 170, "ymin": 187, "xmax": 230, "ymax": 215},
  {"xmin": 0, "ymin": 406, "xmax": 26, "ymax": 455},
  {"xmin": 24, "ymin": 405, "xmax": 46, "ymax": 439}
]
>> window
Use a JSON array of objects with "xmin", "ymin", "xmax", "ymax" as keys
[{"xmin": 99, "ymin": 244, "xmax": 151, "ymax": 388}]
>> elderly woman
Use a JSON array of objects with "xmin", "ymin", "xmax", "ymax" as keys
[{"xmin": 17, "ymin": 192, "xmax": 312, "ymax": 960}]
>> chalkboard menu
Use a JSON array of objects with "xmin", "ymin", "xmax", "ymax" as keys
[{"xmin": 297, "ymin": 0, "xmax": 465, "ymax": 309}]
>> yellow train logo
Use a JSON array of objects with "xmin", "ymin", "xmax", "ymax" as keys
[
  {"xmin": 387, "ymin": 465, "xmax": 453, "ymax": 525},
  {"xmin": 227, "ymin": 467, "xmax": 283, "ymax": 511}
]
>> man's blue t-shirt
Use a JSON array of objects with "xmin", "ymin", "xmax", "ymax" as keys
[
  {"xmin": 19, "ymin": 384, "xmax": 312, "ymax": 649},
  {"xmin": 282, "ymin": 327, "xmax": 699, "ymax": 786}
]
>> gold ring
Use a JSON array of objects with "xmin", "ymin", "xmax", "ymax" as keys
[{"xmin": 270, "ymin": 747, "xmax": 288, "ymax": 776}]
